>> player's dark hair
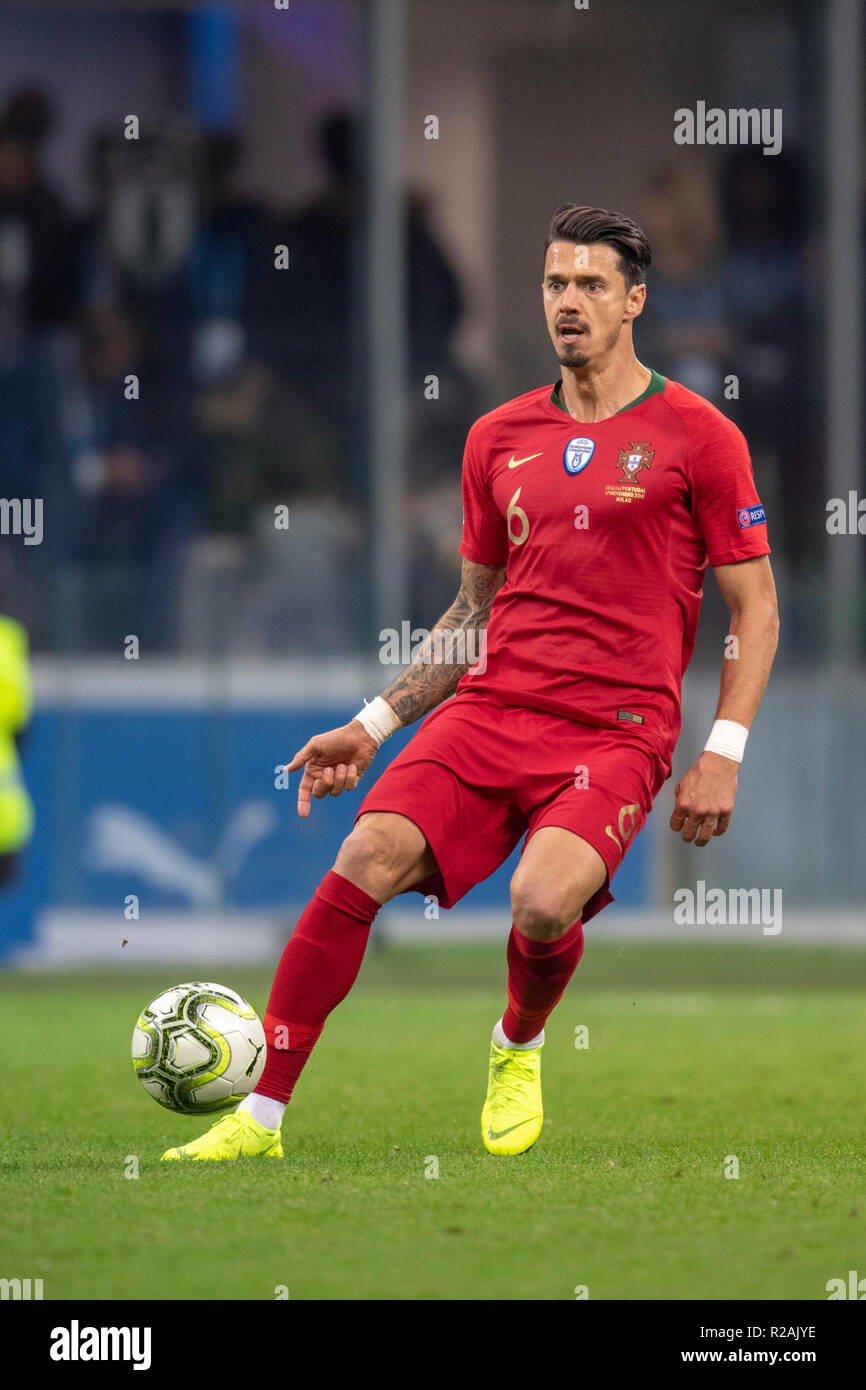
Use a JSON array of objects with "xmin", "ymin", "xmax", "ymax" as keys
[{"xmin": 545, "ymin": 205, "xmax": 651, "ymax": 289}]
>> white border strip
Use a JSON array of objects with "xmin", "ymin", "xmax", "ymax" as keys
[
  {"xmin": 8, "ymin": 906, "xmax": 866, "ymax": 968},
  {"xmin": 31, "ymin": 658, "xmax": 387, "ymax": 708}
]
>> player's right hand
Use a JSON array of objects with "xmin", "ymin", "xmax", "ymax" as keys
[{"xmin": 285, "ymin": 721, "xmax": 379, "ymax": 818}]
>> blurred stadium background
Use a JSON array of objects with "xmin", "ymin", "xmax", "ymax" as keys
[{"xmin": 0, "ymin": 0, "xmax": 863, "ymax": 971}]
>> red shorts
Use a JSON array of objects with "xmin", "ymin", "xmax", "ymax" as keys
[{"xmin": 354, "ymin": 694, "xmax": 668, "ymax": 923}]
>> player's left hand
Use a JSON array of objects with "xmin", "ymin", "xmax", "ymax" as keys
[{"xmin": 669, "ymin": 751, "xmax": 738, "ymax": 846}]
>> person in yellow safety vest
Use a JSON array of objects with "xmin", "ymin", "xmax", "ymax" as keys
[{"xmin": 0, "ymin": 615, "xmax": 34, "ymax": 886}]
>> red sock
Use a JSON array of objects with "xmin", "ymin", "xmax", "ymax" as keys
[
  {"xmin": 257, "ymin": 869, "xmax": 381, "ymax": 1103},
  {"xmin": 501, "ymin": 920, "xmax": 585, "ymax": 1044}
]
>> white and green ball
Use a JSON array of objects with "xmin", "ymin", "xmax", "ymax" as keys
[{"xmin": 132, "ymin": 981, "xmax": 266, "ymax": 1115}]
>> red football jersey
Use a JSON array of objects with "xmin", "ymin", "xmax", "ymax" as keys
[{"xmin": 457, "ymin": 371, "xmax": 770, "ymax": 772}]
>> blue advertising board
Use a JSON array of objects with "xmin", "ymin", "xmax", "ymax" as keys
[{"xmin": 0, "ymin": 705, "xmax": 651, "ymax": 960}]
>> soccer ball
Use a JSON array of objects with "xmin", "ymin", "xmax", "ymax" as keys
[{"xmin": 132, "ymin": 981, "xmax": 266, "ymax": 1115}]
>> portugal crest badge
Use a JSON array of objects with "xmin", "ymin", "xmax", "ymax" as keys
[{"xmin": 616, "ymin": 442, "xmax": 655, "ymax": 481}]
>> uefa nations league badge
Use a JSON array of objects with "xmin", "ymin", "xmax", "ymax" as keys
[{"xmin": 563, "ymin": 437, "xmax": 595, "ymax": 475}]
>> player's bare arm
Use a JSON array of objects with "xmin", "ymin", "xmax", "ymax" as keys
[
  {"xmin": 670, "ymin": 554, "xmax": 779, "ymax": 847},
  {"xmin": 286, "ymin": 557, "xmax": 507, "ymax": 817},
  {"xmin": 378, "ymin": 556, "xmax": 506, "ymax": 723}
]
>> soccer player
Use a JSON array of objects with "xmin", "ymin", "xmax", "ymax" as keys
[{"xmin": 163, "ymin": 204, "xmax": 779, "ymax": 1162}]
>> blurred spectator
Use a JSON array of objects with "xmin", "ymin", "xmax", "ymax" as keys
[
  {"xmin": 638, "ymin": 161, "xmax": 732, "ymax": 404},
  {"xmin": 63, "ymin": 305, "xmax": 198, "ymax": 650},
  {"xmin": 264, "ymin": 112, "xmax": 466, "ymax": 509},
  {"xmin": 275, "ymin": 111, "xmax": 464, "ymax": 386},
  {"xmin": 722, "ymin": 148, "xmax": 808, "ymax": 348},
  {"xmin": 254, "ymin": 110, "xmax": 473, "ymax": 634},
  {"xmin": 76, "ymin": 120, "xmax": 200, "ymax": 390},
  {"xmin": 189, "ymin": 130, "xmax": 274, "ymax": 384},
  {"xmin": 0, "ymin": 88, "xmax": 78, "ymax": 645},
  {"xmin": 185, "ymin": 126, "xmax": 353, "ymax": 663},
  {"xmin": 721, "ymin": 148, "xmax": 818, "ymax": 566},
  {"xmin": 0, "ymin": 88, "xmax": 79, "ymax": 349},
  {"xmin": 189, "ymin": 132, "xmax": 342, "ymax": 533}
]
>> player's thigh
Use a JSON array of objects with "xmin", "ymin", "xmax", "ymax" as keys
[
  {"xmin": 335, "ymin": 810, "xmax": 437, "ymax": 902},
  {"xmin": 509, "ymin": 826, "xmax": 607, "ymax": 940}
]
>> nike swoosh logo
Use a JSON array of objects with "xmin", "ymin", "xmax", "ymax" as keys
[
  {"xmin": 507, "ymin": 452, "xmax": 543, "ymax": 469},
  {"xmin": 487, "ymin": 1120, "xmax": 536, "ymax": 1141}
]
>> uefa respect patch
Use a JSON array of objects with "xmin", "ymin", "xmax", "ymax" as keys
[{"xmin": 737, "ymin": 504, "xmax": 766, "ymax": 529}]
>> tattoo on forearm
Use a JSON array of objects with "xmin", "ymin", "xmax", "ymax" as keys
[{"xmin": 379, "ymin": 560, "xmax": 506, "ymax": 727}]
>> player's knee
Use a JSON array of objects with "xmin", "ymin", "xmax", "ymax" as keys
[
  {"xmin": 334, "ymin": 821, "xmax": 403, "ymax": 901},
  {"xmin": 509, "ymin": 874, "xmax": 584, "ymax": 941}
]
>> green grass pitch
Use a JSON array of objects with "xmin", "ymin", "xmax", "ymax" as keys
[{"xmin": 1, "ymin": 941, "xmax": 864, "ymax": 1301}]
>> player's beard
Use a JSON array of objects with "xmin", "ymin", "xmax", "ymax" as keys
[
  {"xmin": 555, "ymin": 324, "xmax": 592, "ymax": 368},
  {"xmin": 557, "ymin": 344, "xmax": 590, "ymax": 368},
  {"xmin": 556, "ymin": 320, "xmax": 623, "ymax": 370}
]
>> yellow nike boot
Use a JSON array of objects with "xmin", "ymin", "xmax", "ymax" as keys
[
  {"xmin": 162, "ymin": 1109, "xmax": 283, "ymax": 1161},
  {"xmin": 481, "ymin": 1033, "xmax": 544, "ymax": 1155}
]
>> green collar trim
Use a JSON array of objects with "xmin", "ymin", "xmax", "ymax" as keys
[{"xmin": 550, "ymin": 368, "xmax": 666, "ymax": 418}]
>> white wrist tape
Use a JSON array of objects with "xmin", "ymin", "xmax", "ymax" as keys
[
  {"xmin": 354, "ymin": 695, "xmax": 403, "ymax": 747},
  {"xmin": 703, "ymin": 719, "xmax": 749, "ymax": 764}
]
